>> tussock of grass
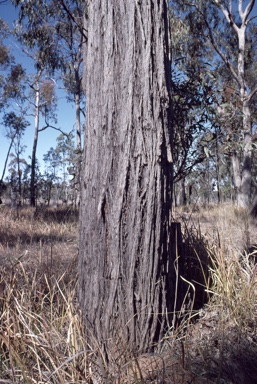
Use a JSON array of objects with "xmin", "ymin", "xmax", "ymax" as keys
[
  {"xmin": 0, "ymin": 260, "xmax": 91, "ymax": 383},
  {"xmin": 0, "ymin": 206, "xmax": 89, "ymax": 383}
]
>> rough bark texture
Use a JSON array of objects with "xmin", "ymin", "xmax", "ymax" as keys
[{"xmin": 79, "ymin": 0, "xmax": 174, "ymax": 361}]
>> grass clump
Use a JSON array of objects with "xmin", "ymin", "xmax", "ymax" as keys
[
  {"xmin": 0, "ymin": 259, "xmax": 91, "ymax": 383},
  {"xmin": 0, "ymin": 205, "xmax": 91, "ymax": 383}
]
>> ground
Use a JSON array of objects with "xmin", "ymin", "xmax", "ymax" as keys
[{"xmin": 0, "ymin": 203, "xmax": 256, "ymax": 383}]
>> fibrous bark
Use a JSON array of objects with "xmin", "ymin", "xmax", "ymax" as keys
[{"xmin": 79, "ymin": 0, "xmax": 175, "ymax": 361}]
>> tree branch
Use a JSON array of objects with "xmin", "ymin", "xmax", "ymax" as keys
[
  {"xmin": 58, "ymin": 0, "xmax": 88, "ymax": 42},
  {"xmin": 38, "ymin": 124, "xmax": 70, "ymax": 137},
  {"xmin": 239, "ymin": 0, "xmax": 244, "ymax": 19},
  {"xmin": 213, "ymin": 0, "xmax": 239, "ymax": 33},
  {"xmin": 247, "ymin": 13, "xmax": 257, "ymax": 25},
  {"xmin": 242, "ymin": 0, "xmax": 255, "ymax": 24},
  {"xmin": 247, "ymin": 84, "xmax": 257, "ymax": 103},
  {"xmin": 186, "ymin": 2, "xmax": 240, "ymax": 85},
  {"xmin": 204, "ymin": 16, "xmax": 240, "ymax": 86}
]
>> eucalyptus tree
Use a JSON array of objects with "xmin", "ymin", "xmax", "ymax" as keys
[
  {"xmin": 55, "ymin": 132, "xmax": 76, "ymax": 203},
  {"xmin": 11, "ymin": 0, "xmax": 61, "ymax": 206},
  {"xmin": 28, "ymin": 74, "xmax": 58, "ymax": 206},
  {"xmin": 0, "ymin": 17, "xmax": 28, "ymax": 199},
  {"xmin": 0, "ymin": 18, "xmax": 26, "ymax": 119},
  {"xmin": 12, "ymin": 3, "xmax": 76, "ymax": 207},
  {"xmin": 171, "ymin": 65, "xmax": 218, "ymax": 204},
  {"xmin": 169, "ymin": 8, "xmax": 220, "ymax": 205},
  {"xmin": 213, "ymin": 0, "xmax": 257, "ymax": 212},
  {"xmin": 55, "ymin": 0, "xmax": 85, "ymax": 204},
  {"xmin": 175, "ymin": 0, "xmax": 257, "ymax": 211},
  {"xmin": 43, "ymin": 146, "xmax": 62, "ymax": 205},
  {"xmin": 13, "ymin": 0, "xmax": 86, "ymax": 204},
  {"xmin": 0, "ymin": 60, "xmax": 27, "ymax": 184},
  {"xmin": 55, "ymin": 132, "xmax": 75, "ymax": 182},
  {"xmin": 79, "ymin": 0, "xmax": 177, "ymax": 370},
  {"xmin": 1, "ymin": 111, "xmax": 29, "ymax": 181},
  {"xmin": 2, "ymin": 112, "xmax": 29, "ymax": 205},
  {"xmin": 0, "ymin": 17, "xmax": 11, "ymax": 111}
]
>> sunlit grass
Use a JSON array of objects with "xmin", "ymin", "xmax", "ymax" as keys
[{"xmin": 0, "ymin": 203, "xmax": 256, "ymax": 383}]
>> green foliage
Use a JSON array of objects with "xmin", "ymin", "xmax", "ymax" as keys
[
  {"xmin": 170, "ymin": 0, "xmax": 257, "ymax": 204},
  {"xmin": 2, "ymin": 111, "xmax": 29, "ymax": 135},
  {"xmin": 170, "ymin": 7, "xmax": 219, "ymax": 183},
  {"xmin": 13, "ymin": 0, "xmax": 85, "ymax": 74}
]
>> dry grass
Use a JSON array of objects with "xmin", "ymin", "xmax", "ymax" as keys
[
  {"xmin": 171, "ymin": 203, "xmax": 257, "ymax": 384},
  {"xmin": 0, "ymin": 203, "xmax": 256, "ymax": 383},
  {"xmin": 0, "ymin": 205, "xmax": 91, "ymax": 383}
]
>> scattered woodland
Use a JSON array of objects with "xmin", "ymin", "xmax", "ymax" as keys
[
  {"xmin": 1, "ymin": 0, "xmax": 257, "ymax": 383},
  {"xmin": 0, "ymin": 0, "xmax": 257, "ymax": 211}
]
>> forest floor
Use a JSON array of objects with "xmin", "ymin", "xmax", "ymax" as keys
[{"xmin": 0, "ymin": 203, "xmax": 256, "ymax": 383}]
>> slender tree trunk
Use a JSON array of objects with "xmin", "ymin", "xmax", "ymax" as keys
[
  {"xmin": 79, "ymin": 0, "xmax": 175, "ymax": 365},
  {"xmin": 30, "ymin": 80, "xmax": 40, "ymax": 207},
  {"xmin": 237, "ymin": 99, "xmax": 252, "ymax": 208},
  {"xmin": 1, "ymin": 135, "xmax": 16, "ymax": 183},
  {"xmin": 74, "ymin": 67, "xmax": 82, "ymax": 151},
  {"xmin": 17, "ymin": 154, "xmax": 22, "ymax": 207},
  {"xmin": 230, "ymin": 12, "xmax": 253, "ymax": 209},
  {"xmin": 74, "ymin": 76, "xmax": 82, "ymax": 207},
  {"xmin": 204, "ymin": 1, "xmax": 257, "ymax": 210},
  {"xmin": 177, "ymin": 177, "xmax": 187, "ymax": 206},
  {"xmin": 235, "ymin": 22, "xmax": 252, "ymax": 208},
  {"xmin": 215, "ymin": 128, "xmax": 221, "ymax": 203}
]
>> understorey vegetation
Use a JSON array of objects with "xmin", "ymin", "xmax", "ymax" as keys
[{"xmin": 0, "ymin": 203, "xmax": 256, "ymax": 383}]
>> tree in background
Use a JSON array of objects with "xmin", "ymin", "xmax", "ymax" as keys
[
  {"xmin": 79, "ymin": 0, "xmax": 176, "ymax": 369},
  {"xmin": 41, "ymin": 132, "xmax": 77, "ymax": 206},
  {"xmin": 174, "ymin": 0, "xmax": 257, "ymax": 211},
  {"xmin": 171, "ymin": 65, "xmax": 217, "ymax": 205},
  {"xmin": 0, "ymin": 17, "xmax": 12, "ymax": 111},
  {"xmin": 13, "ymin": 2, "xmax": 60, "ymax": 206},
  {"xmin": 13, "ymin": 0, "xmax": 86, "ymax": 205},
  {"xmin": 169, "ymin": 6, "xmax": 220, "ymax": 205},
  {"xmin": 210, "ymin": 0, "xmax": 257, "ymax": 210},
  {"xmin": 25, "ymin": 73, "xmax": 57, "ymax": 206},
  {"xmin": 1, "ymin": 112, "xmax": 29, "ymax": 205},
  {"xmin": 57, "ymin": 0, "xmax": 85, "ymax": 205},
  {"xmin": 0, "ymin": 16, "xmax": 27, "ymax": 179},
  {"xmin": 1, "ymin": 111, "xmax": 27, "ymax": 182},
  {"xmin": 43, "ymin": 146, "xmax": 62, "ymax": 205},
  {"xmin": 55, "ymin": 132, "xmax": 76, "ymax": 203}
]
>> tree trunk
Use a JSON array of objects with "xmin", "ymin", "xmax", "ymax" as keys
[
  {"xmin": 215, "ymin": 127, "xmax": 221, "ymax": 203},
  {"xmin": 30, "ymin": 80, "xmax": 40, "ymax": 207},
  {"xmin": 237, "ymin": 100, "xmax": 252, "ymax": 209},
  {"xmin": 204, "ymin": 1, "xmax": 257, "ymax": 210},
  {"xmin": 74, "ymin": 81, "xmax": 82, "ymax": 207},
  {"xmin": 231, "ymin": 98, "xmax": 253, "ymax": 210},
  {"xmin": 176, "ymin": 177, "xmax": 187, "ymax": 206},
  {"xmin": 233, "ymin": 20, "xmax": 252, "ymax": 209},
  {"xmin": 229, "ymin": 10, "xmax": 253, "ymax": 209},
  {"xmin": 1, "ymin": 135, "xmax": 16, "ymax": 183},
  {"xmin": 79, "ymin": 0, "xmax": 175, "ymax": 365}
]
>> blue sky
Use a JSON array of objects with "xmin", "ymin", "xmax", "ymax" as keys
[{"xmin": 0, "ymin": 0, "xmax": 81, "ymax": 179}]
